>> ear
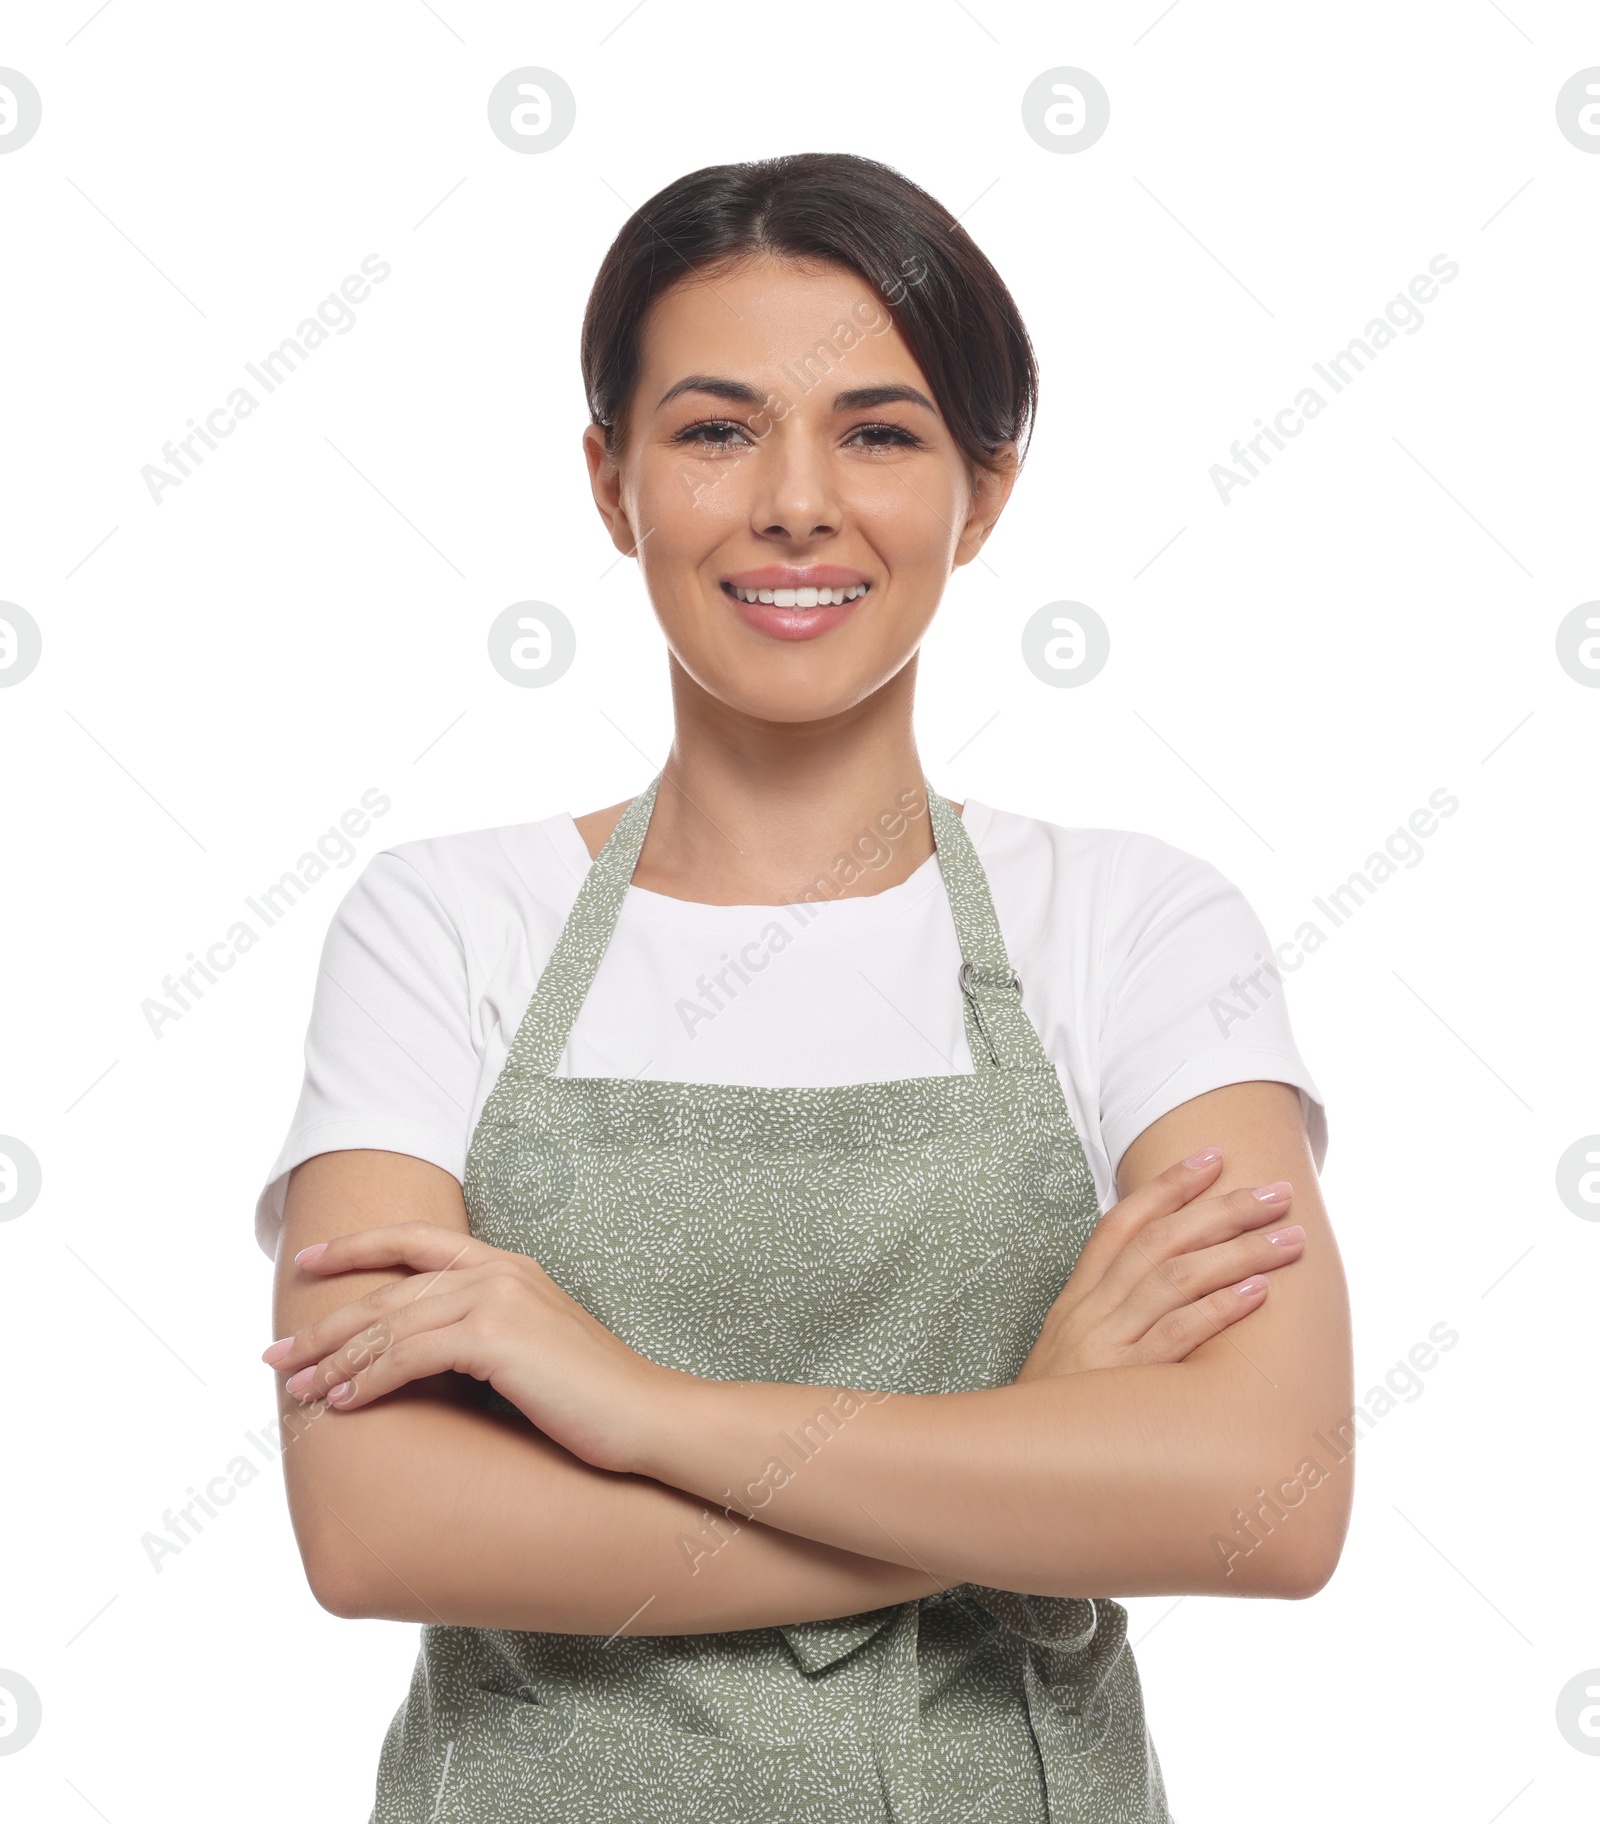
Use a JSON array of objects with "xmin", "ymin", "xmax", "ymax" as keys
[
  {"xmin": 583, "ymin": 422, "xmax": 637, "ymax": 558},
  {"xmin": 951, "ymin": 441, "xmax": 1020, "ymax": 570}
]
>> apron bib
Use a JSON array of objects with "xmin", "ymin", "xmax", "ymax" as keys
[{"xmin": 370, "ymin": 779, "xmax": 1172, "ymax": 1824}]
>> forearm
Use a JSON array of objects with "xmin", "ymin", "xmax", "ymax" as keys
[
  {"xmin": 272, "ymin": 1153, "xmax": 932, "ymax": 1633},
  {"xmin": 287, "ymin": 1381, "xmax": 938, "ymax": 1632},
  {"xmin": 633, "ymin": 1358, "xmax": 1353, "ymax": 1600}
]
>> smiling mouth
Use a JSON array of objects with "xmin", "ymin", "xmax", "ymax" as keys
[{"xmin": 722, "ymin": 581, "xmax": 871, "ymax": 608}]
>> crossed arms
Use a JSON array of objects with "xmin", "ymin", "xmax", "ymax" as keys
[{"xmin": 268, "ymin": 1078, "xmax": 1354, "ymax": 1634}]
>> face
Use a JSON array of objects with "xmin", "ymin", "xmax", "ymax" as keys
[{"xmin": 584, "ymin": 254, "xmax": 1017, "ymax": 726}]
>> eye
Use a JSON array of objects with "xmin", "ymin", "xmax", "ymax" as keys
[
  {"xmin": 844, "ymin": 422, "xmax": 927, "ymax": 450},
  {"xmin": 672, "ymin": 418, "xmax": 756, "ymax": 449}
]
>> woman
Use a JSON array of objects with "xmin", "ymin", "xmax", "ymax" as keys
[{"xmin": 257, "ymin": 152, "xmax": 1352, "ymax": 1822}]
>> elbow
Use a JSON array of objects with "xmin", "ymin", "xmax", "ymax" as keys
[
  {"xmin": 283, "ymin": 1446, "xmax": 383, "ymax": 1618},
  {"xmin": 1227, "ymin": 1535, "xmax": 1342, "ymax": 1601},
  {"xmin": 302, "ymin": 1539, "xmax": 371, "ymax": 1619},
  {"xmin": 1269, "ymin": 1504, "xmax": 1350, "ymax": 1599},
  {"xmin": 1276, "ymin": 1541, "xmax": 1342, "ymax": 1600},
  {"xmin": 286, "ymin": 1484, "xmax": 374, "ymax": 1617},
  {"xmin": 1214, "ymin": 1444, "xmax": 1352, "ymax": 1599},
  {"xmin": 1286, "ymin": 1464, "xmax": 1354, "ymax": 1597}
]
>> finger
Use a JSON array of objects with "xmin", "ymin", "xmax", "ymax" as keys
[
  {"xmin": 1095, "ymin": 1182, "xmax": 1294, "ymax": 1310},
  {"xmin": 311, "ymin": 1322, "xmax": 482, "ymax": 1413},
  {"xmin": 1064, "ymin": 1149, "xmax": 1227, "ymax": 1302},
  {"xmin": 284, "ymin": 1284, "xmax": 481, "ymax": 1403},
  {"xmin": 1113, "ymin": 1218, "xmax": 1305, "ymax": 1346},
  {"xmin": 1121, "ymin": 1274, "xmax": 1272, "ymax": 1366},
  {"xmin": 1131, "ymin": 1180, "xmax": 1296, "ymax": 1266},
  {"xmin": 267, "ymin": 1264, "xmax": 494, "ymax": 1377},
  {"xmin": 292, "ymin": 1220, "xmax": 494, "ymax": 1279}
]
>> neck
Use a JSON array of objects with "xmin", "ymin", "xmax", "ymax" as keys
[{"xmin": 633, "ymin": 657, "xmax": 936, "ymax": 906}]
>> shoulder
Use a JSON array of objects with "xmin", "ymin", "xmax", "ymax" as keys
[
  {"xmin": 570, "ymin": 798, "xmax": 632, "ymax": 862},
  {"xmin": 329, "ymin": 810, "xmax": 592, "ymax": 948},
  {"xmin": 964, "ymin": 801, "xmax": 1326, "ymax": 1176},
  {"xmin": 965, "ymin": 799, "xmax": 1240, "ymax": 940}
]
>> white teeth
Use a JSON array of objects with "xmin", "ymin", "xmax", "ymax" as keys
[{"xmin": 729, "ymin": 583, "xmax": 868, "ymax": 606}]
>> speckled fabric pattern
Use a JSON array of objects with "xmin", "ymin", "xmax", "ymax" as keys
[{"xmin": 369, "ymin": 778, "xmax": 1172, "ymax": 1822}]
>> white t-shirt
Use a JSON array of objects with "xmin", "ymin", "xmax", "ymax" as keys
[{"xmin": 254, "ymin": 799, "xmax": 1328, "ymax": 1259}]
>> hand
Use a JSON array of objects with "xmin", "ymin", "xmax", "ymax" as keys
[
  {"xmin": 1015, "ymin": 1150, "xmax": 1304, "ymax": 1382},
  {"xmin": 261, "ymin": 1222, "xmax": 677, "ymax": 1474}
]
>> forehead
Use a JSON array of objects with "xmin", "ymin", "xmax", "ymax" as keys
[{"xmin": 636, "ymin": 254, "xmax": 928, "ymax": 395}]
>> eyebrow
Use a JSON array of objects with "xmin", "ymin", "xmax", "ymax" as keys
[{"xmin": 655, "ymin": 375, "xmax": 939, "ymax": 416}]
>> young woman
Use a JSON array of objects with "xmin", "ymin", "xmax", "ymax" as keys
[{"xmin": 257, "ymin": 152, "xmax": 1352, "ymax": 1822}]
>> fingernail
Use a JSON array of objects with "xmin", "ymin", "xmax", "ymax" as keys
[
  {"xmin": 1252, "ymin": 1181, "xmax": 1292, "ymax": 1203},
  {"xmin": 1234, "ymin": 1276, "xmax": 1267, "ymax": 1296},
  {"xmin": 1267, "ymin": 1224, "xmax": 1305, "ymax": 1247},
  {"xmin": 294, "ymin": 1241, "xmax": 328, "ymax": 1264},
  {"xmin": 261, "ymin": 1337, "xmax": 294, "ymax": 1365},
  {"xmin": 327, "ymin": 1381, "xmax": 353, "ymax": 1403},
  {"xmin": 1184, "ymin": 1146, "xmax": 1223, "ymax": 1168},
  {"xmin": 285, "ymin": 1365, "xmax": 317, "ymax": 1395}
]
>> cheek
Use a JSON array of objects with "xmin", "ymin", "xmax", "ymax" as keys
[
  {"xmin": 636, "ymin": 445, "xmax": 762, "ymax": 528},
  {"xmin": 843, "ymin": 468, "xmax": 965, "ymax": 562},
  {"xmin": 631, "ymin": 490, "xmax": 730, "ymax": 631}
]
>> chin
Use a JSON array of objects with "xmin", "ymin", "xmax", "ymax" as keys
[
  {"xmin": 679, "ymin": 645, "xmax": 915, "ymax": 727},
  {"xmin": 715, "ymin": 679, "xmax": 880, "ymax": 726}
]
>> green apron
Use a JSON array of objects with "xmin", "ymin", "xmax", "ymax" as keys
[{"xmin": 371, "ymin": 778, "xmax": 1172, "ymax": 1823}]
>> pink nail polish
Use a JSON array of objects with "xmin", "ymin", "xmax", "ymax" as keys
[
  {"xmin": 285, "ymin": 1365, "xmax": 316, "ymax": 1395},
  {"xmin": 1234, "ymin": 1276, "xmax": 1267, "ymax": 1296},
  {"xmin": 1252, "ymin": 1182, "xmax": 1292, "ymax": 1203},
  {"xmin": 261, "ymin": 1337, "xmax": 294, "ymax": 1365},
  {"xmin": 294, "ymin": 1241, "xmax": 328, "ymax": 1264},
  {"xmin": 327, "ymin": 1381, "xmax": 353, "ymax": 1403},
  {"xmin": 1267, "ymin": 1224, "xmax": 1305, "ymax": 1247},
  {"xmin": 1184, "ymin": 1146, "xmax": 1222, "ymax": 1168}
]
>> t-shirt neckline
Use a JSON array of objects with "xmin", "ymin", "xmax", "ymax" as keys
[{"xmin": 550, "ymin": 799, "xmax": 993, "ymax": 929}]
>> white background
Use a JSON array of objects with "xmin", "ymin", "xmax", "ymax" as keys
[{"xmin": 2, "ymin": 2, "xmax": 1596, "ymax": 1819}]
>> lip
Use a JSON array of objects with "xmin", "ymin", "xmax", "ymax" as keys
[
  {"xmin": 724, "ymin": 585, "xmax": 864, "ymax": 643},
  {"xmin": 723, "ymin": 564, "xmax": 869, "ymax": 590},
  {"xmin": 720, "ymin": 564, "xmax": 872, "ymax": 644}
]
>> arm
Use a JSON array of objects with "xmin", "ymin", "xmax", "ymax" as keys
[
  {"xmin": 271, "ymin": 1148, "xmax": 937, "ymax": 1631},
  {"xmin": 631, "ymin": 1080, "xmax": 1355, "ymax": 1599}
]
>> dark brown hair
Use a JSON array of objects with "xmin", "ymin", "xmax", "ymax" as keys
[{"xmin": 580, "ymin": 152, "xmax": 1039, "ymax": 485}]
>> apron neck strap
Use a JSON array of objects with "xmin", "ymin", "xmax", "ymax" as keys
[
  {"xmin": 513, "ymin": 773, "xmax": 1045, "ymax": 1079},
  {"xmin": 511, "ymin": 774, "xmax": 664, "ymax": 1080},
  {"xmin": 921, "ymin": 783, "xmax": 1046, "ymax": 1072}
]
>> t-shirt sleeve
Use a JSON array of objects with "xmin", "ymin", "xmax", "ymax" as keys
[
  {"xmin": 1096, "ymin": 833, "xmax": 1328, "ymax": 1186},
  {"xmin": 253, "ymin": 849, "xmax": 478, "ymax": 1259}
]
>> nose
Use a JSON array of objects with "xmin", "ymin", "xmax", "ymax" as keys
[{"xmin": 748, "ymin": 427, "xmax": 840, "ymax": 544}]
